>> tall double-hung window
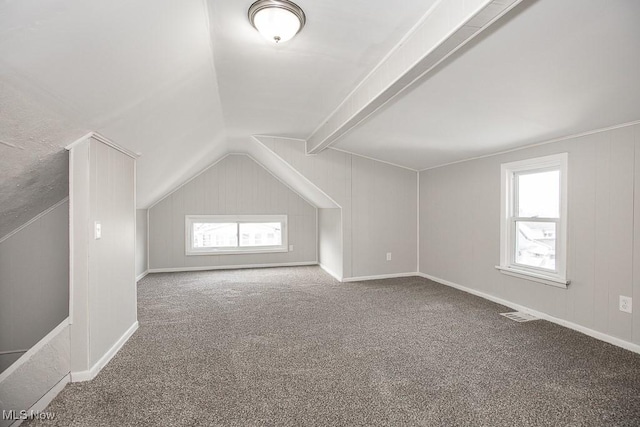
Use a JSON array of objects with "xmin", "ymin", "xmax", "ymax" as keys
[{"xmin": 497, "ymin": 153, "xmax": 569, "ymax": 288}]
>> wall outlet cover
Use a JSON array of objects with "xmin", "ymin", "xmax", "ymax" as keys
[
  {"xmin": 619, "ymin": 296, "xmax": 632, "ymax": 314},
  {"xmin": 386, "ymin": 252, "xmax": 392, "ymax": 261}
]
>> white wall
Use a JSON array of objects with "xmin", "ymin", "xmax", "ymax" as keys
[
  {"xmin": 318, "ymin": 208, "xmax": 342, "ymax": 280},
  {"xmin": 148, "ymin": 154, "xmax": 317, "ymax": 271},
  {"xmin": 258, "ymin": 137, "xmax": 417, "ymax": 279},
  {"xmin": 69, "ymin": 135, "xmax": 137, "ymax": 377},
  {"xmin": 420, "ymin": 123, "xmax": 640, "ymax": 346},
  {"xmin": 0, "ymin": 200, "xmax": 69, "ymax": 373},
  {"xmin": 136, "ymin": 209, "xmax": 148, "ymax": 278}
]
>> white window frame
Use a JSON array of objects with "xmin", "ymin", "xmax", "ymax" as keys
[
  {"xmin": 496, "ymin": 153, "xmax": 569, "ymax": 288},
  {"xmin": 185, "ymin": 214, "xmax": 288, "ymax": 256}
]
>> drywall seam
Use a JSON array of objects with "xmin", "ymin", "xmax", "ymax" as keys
[
  {"xmin": 418, "ymin": 273, "xmax": 640, "ymax": 355},
  {"xmin": 0, "ymin": 198, "xmax": 69, "ymax": 245}
]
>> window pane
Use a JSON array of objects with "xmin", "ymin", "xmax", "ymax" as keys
[
  {"xmin": 515, "ymin": 221, "xmax": 556, "ymax": 270},
  {"xmin": 193, "ymin": 223, "xmax": 237, "ymax": 248},
  {"xmin": 239, "ymin": 223, "xmax": 282, "ymax": 247},
  {"xmin": 517, "ymin": 170, "xmax": 559, "ymax": 218}
]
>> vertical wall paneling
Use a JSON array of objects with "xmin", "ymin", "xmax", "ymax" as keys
[
  {"xmin": 136, "ymin": 209, "xmax": 148, "ymax": 278},
  {"xmin": 420, "ymin": 123, "xmax": 640, "ymax": 347},
  {"xmin": 258, "ymin": 137, "xmax": 418, "ymax": 279},
  {"xmin": 148, "ymin": 155, "xmax": 317, "ymax": 271},
  {"xmin": 69, "ymin": 134, "xmax": 137, "ymax": 379}
]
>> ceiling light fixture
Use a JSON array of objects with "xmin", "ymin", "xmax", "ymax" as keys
[{"xmin": 248, "ymin": 0, "xmax": 306, "ymax": 44}]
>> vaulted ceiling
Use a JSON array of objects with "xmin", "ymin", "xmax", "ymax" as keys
[{"xmin": 1, "ymin": 0, "xmax": 639, "ymax": 237}]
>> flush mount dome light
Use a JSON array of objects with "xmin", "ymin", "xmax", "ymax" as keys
[{"xmin": 248, "ymin": 0, "xmax": 306, "ymax": 44}]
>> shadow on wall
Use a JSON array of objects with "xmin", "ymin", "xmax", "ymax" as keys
[
  {"xmin": 0, "ymin": 149, "xmax": 69, "ymax": 239},
  {"xmin": 0, "ymin": 148, "xmax": 70, "ymax": 374}
]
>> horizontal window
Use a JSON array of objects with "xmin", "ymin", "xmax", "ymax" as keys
[{"xmin": 185, "ymin": 215, "xmax": 288, "ymax": 256}]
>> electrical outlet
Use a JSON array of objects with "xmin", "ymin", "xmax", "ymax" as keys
[
  {"xmin": 94, "ymin": 221, "xmax": 102, "ymax": 240},
  {"xmin": 289, "ymin": 245, "xmax": 294, "ymax": 251},
  {"xmin": 619, "ymin": 296, "xmax": 632, "ymax": 314},
  {"xmin": 386, "ymin": 252, "xmax": 392, "ymax": 261}
]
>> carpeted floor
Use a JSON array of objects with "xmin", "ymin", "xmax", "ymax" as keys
[{"xmin": 29, "ymin": 266, "xmax": 640, "ymax": 426}]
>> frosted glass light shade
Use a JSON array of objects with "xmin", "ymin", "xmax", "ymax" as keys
[{"xmin": 249, "ymin": 0, "xmax": 306, "ymax": 44}]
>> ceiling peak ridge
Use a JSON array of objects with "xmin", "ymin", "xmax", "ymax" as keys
[{"xmin": 305, "ymin": 0, "xmax": 523, "ymax": 155}]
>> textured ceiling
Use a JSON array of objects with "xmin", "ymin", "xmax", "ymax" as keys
[
  {"xmin": 1, "ymin": 0, "xmax": 639, "ymax": 238},
  {"xmin": 0, "ymin": 0, "xmax": 435, "ymax": 237},
  {"xmin": 0, "ymin": 81, "xmax": 85, "ymax": 237},
  {"xmin": 335, "ymin": 0, "xmax": 640, "ymax": 169}
]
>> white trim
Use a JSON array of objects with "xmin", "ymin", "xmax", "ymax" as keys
[
  {"xmin": 10, "ymin": 373, "xmax": 71, "ymax": 427},
  {"xmin": 328, "ymin": 147, "xmax": 419, "ymax": 172},
  {"xmin": 0, "ymin": 319, "xmax": 69, "ymax": 383},
  {"xmin": 65, "ymin": 132, "xmax": 140, "ymax": 159},
  {"xmin": 0, "ymin": 198, "xmax": 69, "ymax": 244},
  {"xmin": 417, "ymin": 273, "xmax": 640, "ymax": 355},
  {"xmin": 319, "ymin": 263, "xmax": 343, "ymax": 282},
  {"xmin": 420, "ymin": 119, "xmax": 640, "ymax": 172},
  {"xmin": 250, "ymin": 137, "xmax": 342, "ymax": 208},
  {"xmin": 148, "ymin": 261, "xmax": 318, "ymax": 274},
  {"xmin": 9, "ymin": 374, "xmax": 71, "ymax": 427},
  {"xmin": 136, "ymin": 270, "xmax": 149, "ymax": 282},
  {"xmin": 342, "ymin": 272, "xmax": 419, "ymax": 283},
  {"xmin": 499, "ymin": 153, "xmax": 568, "ymax": 285},
  {"xmin": 416, "ymin": 171, "xmax": 420, "ymax": 273},
  {"xmin": 70, "ymin": 321, "xmax": 138, "ymax": 382},
  {"xmin": 185, "ymin": 214, "xmax": 288, "ymax": 256},
  {"xmin": 244, "ymin": 151, "xmax": 339, "ymax": 208},
  {"xmin": 495, "ymin": 266, "xmax": 569, "ymax": 288},
  {"xmin": 146, "ymin": 208, "xmax": 150, "ymax": 279}
]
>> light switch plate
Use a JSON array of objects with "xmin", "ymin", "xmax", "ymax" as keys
[
  {"xmin": 386, "ymin": 252, "xmax": 392, "ymax": 261},
  {"xmin": 95, "ymin": 221, "xmax": 102, "ymax": 240}
]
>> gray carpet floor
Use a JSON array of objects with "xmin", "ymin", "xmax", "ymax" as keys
[{"xmin": 29, "ymin": 266, "xmax": 640, "ymax": 426}]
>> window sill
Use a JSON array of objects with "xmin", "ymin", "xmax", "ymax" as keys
[
  {"xmin": 495, "ymin": 266, "xmax": 570, "ymax": 289},
  {"xmin": 186, "ymin": 248, "xmax": 288, "ymax": 256}
]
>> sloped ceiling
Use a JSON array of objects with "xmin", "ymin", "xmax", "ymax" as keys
[
  {"xmin": 335, "ymin": 0, "xmax": 640, "ymax": 169},
  {"xmin": 1, "ymin": 0, "xmax": 639, "ymax": 236}
]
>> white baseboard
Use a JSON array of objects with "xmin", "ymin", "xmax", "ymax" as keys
[
  {"xmin": 418, "ymin": 272, "xmax": 640, "ymax": 355},
  {"xmin": 148, "ymin": 261, "xmax": 318, "ymax": 274},
  {"xmin": 71, "ymin": 321, "xmax": 138, "ymax": 382},
  {"xmin": 319, "ymin": 263, "xmax": 343, "ymax": 282},
  {"xmin": 9, "ymin": 373, "xmax": 71, "ymax": 426},
  {"xmin": 342, "ymin": 272, "xmax": 420, "ymax": 283},
  {"xmin": 136, "ymin": 270, "xmax": 149, "ymax": 282}
]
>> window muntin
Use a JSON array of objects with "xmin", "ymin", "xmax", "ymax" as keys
[
  {"xmin": 186, "ymin": 215, "xmax": 287, "ymax": 255},
  {"xmin": 499, "ymin": 154, "xmax": 568, "ymax": 286}
]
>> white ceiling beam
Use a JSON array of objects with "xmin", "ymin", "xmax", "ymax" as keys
[{"xmin": 306, "ymin": 0, "xmax": 523, "ymax": 155}]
